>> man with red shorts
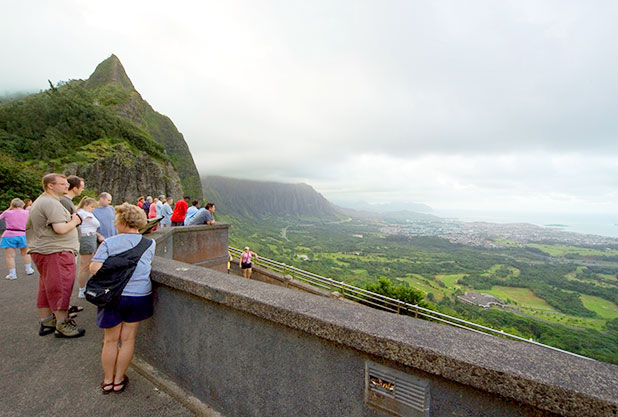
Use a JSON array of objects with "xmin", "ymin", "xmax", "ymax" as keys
[{"xmin": 26, "ymin": 173, "xmax": 85, "ymax": 338}]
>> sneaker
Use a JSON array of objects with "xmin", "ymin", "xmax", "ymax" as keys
[
  {"xmin": 25, "ymin": 267, "xmax": 35, "ymax": 275},
  {"xmin": 78, "ymin": 287, "xmax": 86, "ymax": 299},
  {"xmin": 5, "ymin": 273, "xmax": 17, "ymax": 280},
  {"xmin": 54, "ymin": 318, "xmax": 86, "ymax": 338},
  {"xmin": 39, "ymin": 316, "xmax": 56, "ymax": 336}
]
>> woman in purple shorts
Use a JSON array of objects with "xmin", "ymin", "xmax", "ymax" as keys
[
  {"xmin": 89, "ymin": 203, "xmax": 156, "ymax": 394},
  {"xmin": 1, "ymin": 198, "xmax": 35, "ymax": 280}
]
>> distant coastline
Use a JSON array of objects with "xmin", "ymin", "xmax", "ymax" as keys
[{"xmin": 544, "ymin": 224, "xmax": 568, "ymax": 228}]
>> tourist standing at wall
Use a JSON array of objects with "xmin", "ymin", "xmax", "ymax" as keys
[
  {"xmin": 170, "ymin": 196, "xmax": 189, "ymax": 226},
  {"xmin": 160, "ymin": 197, "xmax": 174, "ymax": 227},
  {"xmin": 148, "ymin": 197, "xmax": 158, "ymax": 219},
  {"xmin": 59, "ymin": 175, "xmax": 85, "ymax": 214},
  {"xmin": 183, "ymin": 200, "xmax": 200, "ymax": 225},
  {"xmin": 141, "ymin": 196, "xmax": 152, "ymax": 217},
  {"xmin": 156, "ymin": 195, "xmax": 164, "ymax": 217},
  {"xmin": 187, "ymin": 203, "xmax": 215, "ymax": 226},
  {"xmin": 75, "ymin": 197, "xmax": 101, "ymax": 299},
  {"xmin": 90, "ymin": 203, "xmax": 155, "ymax": 394},
  {"xmin": 93, "ymin": 192, "xmax": 117, "ymax": 241},
  {"xmin": 26, "ymin": 173, "xmax": 85, "ymax": 338},
  {"xmin": 240, "ymin": 247, "xmax": 258, "ymax": 279},
  {"xmin": 1, "ymin": 198, "xmax": 35, "ymax": 280}
]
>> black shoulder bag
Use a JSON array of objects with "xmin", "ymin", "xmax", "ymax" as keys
[{"xmin": 85, "ymin": 237, "xmax": 153, "ymax": 308}]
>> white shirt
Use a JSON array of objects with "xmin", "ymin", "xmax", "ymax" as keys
[{"xmin": 78, "ymin": 209, "xmax": 101, "ymax": 235}]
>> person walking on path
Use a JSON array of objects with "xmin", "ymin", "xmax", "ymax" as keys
[
  {"xmin": 90, "ymin": 203, "xmax": 156, "ymax": 394},
  {"xmin": 26, "ymin": 173, "xmax": 85, "ymax": 338},
  {"xmin": 240, "ymin": 247, "xmax": 258, "ymax": 279},
  {"xmin": 136, "ymin": 196, "xmax": 145, "ymax": 208},
  {"xmin": 170, "ymin": 196, "xmax": 189, "ymax": 226},
  {"xmin": 160, "ymin": 197, "xmax": 174, "ymax": 228},
  {"xmin": 76, "ymin": 197, "xmax": 101, "ymax": 299},
  {"xmin": 93, "ymin": 192, "xmax": 117, "ymax": 241},
  {"xmin": 1, "ymin": 198, "xmax": 35, "ymax": 280},
  {"xmin": 59, "ymin": 175, "xmax": 85, "ymax": 214}
]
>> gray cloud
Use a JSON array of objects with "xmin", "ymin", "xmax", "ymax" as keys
[{"xmin": 2, "ymin": 1, "xmax": 618, "ymax": 214}]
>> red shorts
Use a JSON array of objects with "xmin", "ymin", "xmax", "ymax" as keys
[{"xmin": 32, "ymin": 252, "xmax": 76, "ymax": 311}]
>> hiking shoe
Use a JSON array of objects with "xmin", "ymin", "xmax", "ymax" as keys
[
  {"xmin": 54, "ymin": 318, "xmax": 86, "ymax": 338},
  {"xmin": 25, "ymin": 266, "xmax": 35, "ymax": 275},
  {"xmin": 5, "ymin": 273, "xmax": 17, "ymax": 280},
  {"xmin": 39, "ymin": 316, "xmax": 56, "ymax": 336}
]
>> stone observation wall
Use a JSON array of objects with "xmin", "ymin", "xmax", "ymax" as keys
[
  {"xmin": 152, "ymin": 224, "xmax": 229, "ymax": 273},
  {"xmin": 137, "ymin": 227, "xmax": 618, "ymax": 417}
]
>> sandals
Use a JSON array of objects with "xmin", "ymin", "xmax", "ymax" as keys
[
  {"xmin": 101, "ymin": 380, "xmax": 114, "ymax": 395},
  {"xmin": 68, "ymin": 305, "xmax": 83, "ymax": 314},
  {"xmin": 113, "ymin": 375, "xmax": 129, "ymax": 394}
]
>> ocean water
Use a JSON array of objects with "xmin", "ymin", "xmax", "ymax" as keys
[{"xmin": 434, "ymin": 210, "xmax": 618, "ymax": 238}]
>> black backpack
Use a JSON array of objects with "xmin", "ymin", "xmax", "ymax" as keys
[{"xmin": 85, "ymin": 237, "xmax": 153, "ymax": 308}]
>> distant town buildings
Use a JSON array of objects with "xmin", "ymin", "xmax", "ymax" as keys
[{"xmin": 379, "ymin": 219, "xmax": 618, "ymax": 248}]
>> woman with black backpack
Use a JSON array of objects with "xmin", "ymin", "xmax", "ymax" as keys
[{"xmin": 89, "ymin": 203, "xmax": 155, "ymax": 394}]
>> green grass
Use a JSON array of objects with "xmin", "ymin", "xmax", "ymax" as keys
[
  {"xmin": 397, "ymin": 275, "xmax": 445, "ymax": 300},
  {"xmin": 483, "ymin": 286, "xmax": 556, "ymax": 311},
  {"xmin": 581, "ymin": 295, "xmax": 618, "ymax": 320},
  {"xmin": 527, "ymin": 244, "xmax": 618, "ymax": 257},
  {"xmin": 435, "ymin": 273, "xmax": 465, "ymax": 290}
]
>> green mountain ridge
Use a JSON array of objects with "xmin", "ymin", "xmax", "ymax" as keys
[
  {"xmin": 0, "ymin": 55, "xmax": 202, "ymax": 205},
  {"xmin": 203, "ymin": 175, "xmax": 342, "ymax": 220}
]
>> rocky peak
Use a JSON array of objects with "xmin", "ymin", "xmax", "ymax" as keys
[{"xmin": 85, "ymin": 54, "xmax": 135, "ymax": 90}]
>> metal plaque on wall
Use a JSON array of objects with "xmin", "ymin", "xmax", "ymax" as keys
[{"xmin": 365, "ymin": 361, "xmax": 430, "ymax": 417}]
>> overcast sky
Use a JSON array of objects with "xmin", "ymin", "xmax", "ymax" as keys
[{"xmin": 2, "ymin": 0, "xmax": 618, "ymax": 218}]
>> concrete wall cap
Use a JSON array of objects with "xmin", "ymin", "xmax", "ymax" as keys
[{"xmin": 151, "ymin": 256, "xmax": 618, "ymax": 417}]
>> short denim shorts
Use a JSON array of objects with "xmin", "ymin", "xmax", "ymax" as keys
[{"xmin": 96, "ymin": 294, "xmax": 153, "ymax": 329}]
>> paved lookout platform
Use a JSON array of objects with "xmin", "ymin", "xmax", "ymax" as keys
[{"xmin": 0, "ymin": 257, "xmax": 193, "ymax": 417}]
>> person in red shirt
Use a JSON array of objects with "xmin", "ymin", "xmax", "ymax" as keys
[
  {"xmin": 170, "ymin": 196, "xmax": 190, "ymax": 226},
  {"xmin": 136, "ymin": 196, "xmax": 145, "ymax": 208}
]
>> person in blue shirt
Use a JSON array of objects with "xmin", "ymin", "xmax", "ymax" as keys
[
  {"xmin": 93, "ymin": 192, "xmax": 117, "ymax": 241},
  {"xmin": 183, "ymin": 200, "xmax": 201, "ymax": 225},
  {"xmin": 90, "ymin": 202, "xmax": 155, "ymax": 394}
]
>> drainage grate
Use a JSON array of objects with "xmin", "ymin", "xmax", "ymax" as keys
[{"xmin": 365, "ymin": 361, "xmax": 430, "ymax": 417}]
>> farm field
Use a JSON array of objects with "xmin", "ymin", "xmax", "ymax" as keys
[
  {"xmin": 581, "ymin": 294, "xmax": 618, "ymax": 320},
  {"xmin": 483, "ymin": 286, "xmax": 555, "ymax": 311},
  {"xmin": 224, "ymin": 214, "xmax": 618, "ymax": 363},
  {"xmin": 526, "ymin": 243, "xmax": 618, "ymax": 258}
]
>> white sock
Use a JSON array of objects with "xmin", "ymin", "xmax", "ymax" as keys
[{"xmin": 9, "ymin": 268, "xmax": 16, "ymax": 275}]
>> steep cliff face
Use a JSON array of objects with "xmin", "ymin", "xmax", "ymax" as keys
[
  {"xmin": 64, "ymin": 142, "xmax": 183, "ymax": 203},
  {"xmin": 85, "ymin": 55, "xmax": 203, "ymax": 200},
  {"xmin": 0, "ymin": 55, "xmax": 200, "ymax": 205},
  {"xmin": 203, "ymin": 175, "xmax": 341, "ymax": 220}
]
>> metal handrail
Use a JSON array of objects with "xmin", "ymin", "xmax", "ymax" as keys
[{"xmin": 229, "ymin": 247, "xmax": 591, "ymax": 360}]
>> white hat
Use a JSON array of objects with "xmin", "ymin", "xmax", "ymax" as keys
[{"xmin": 244, "ymin": 246, "xmax": 249, "ymax": 250}]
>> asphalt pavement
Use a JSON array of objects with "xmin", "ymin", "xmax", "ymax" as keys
[{"xmin": 0, "ymin": 254, "xmax": 194, "ymax": 417}]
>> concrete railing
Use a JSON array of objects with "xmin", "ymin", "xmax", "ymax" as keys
[
  {"xmin": 134, "ymin": 231, "xmax": 618, "ymax": 417},
  {"xmin": 150, "ymin": 224, "xmax": 229, "ymax": 273}
]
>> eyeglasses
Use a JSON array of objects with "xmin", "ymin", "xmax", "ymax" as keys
[{"xmin": 53, "ymin": 182, "xmax": 69, "ymax": 186}]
